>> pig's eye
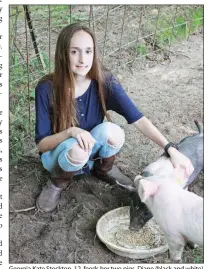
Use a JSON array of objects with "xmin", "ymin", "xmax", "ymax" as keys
[{"xmin": 143, "ymin": 211, "xmax": 149, "ymax": 216}]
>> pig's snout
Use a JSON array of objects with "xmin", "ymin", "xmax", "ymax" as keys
[
  {"xmin": 129, "ymin": 222, "xmax": 143, "ymax": 231},
  {"xmin": 129, "ymin": 211, "xmax": 152, "ymax": 231},
  {"xmin": 129, "ymin": 202, "xmax": 153, "ymax": 231}
]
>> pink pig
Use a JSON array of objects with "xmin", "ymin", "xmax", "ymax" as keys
[{"xmin": 137, "ymin": 171, "xmax": 203, "ymax": 262}]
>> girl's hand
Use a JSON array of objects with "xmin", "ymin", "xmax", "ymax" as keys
[
  {"xmin": 168, "ymin": 147, "xmax": 194, "ymax": 179},
  {"xmin": 69, "ymin": 127, "xmax": 96, "ymax": 152}
]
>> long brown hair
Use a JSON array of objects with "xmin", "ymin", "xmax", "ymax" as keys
[{"xmin": 40, "ymin": 23, "xmax": 111, "ymax": 134}]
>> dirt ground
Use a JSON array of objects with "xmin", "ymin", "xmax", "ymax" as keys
[{"xmin": 9, "ymin": 32, "xmax": 203, "ymax": 264}]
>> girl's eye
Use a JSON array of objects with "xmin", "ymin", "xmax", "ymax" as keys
[
  {"xmin": 86, "ymin": 50, "xmax": 92, "ymax": 54},
  {"xmin": 71, "ymin": 50, "xmax": 77, "ymax": 54}
]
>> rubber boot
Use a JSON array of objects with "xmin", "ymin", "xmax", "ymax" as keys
[
  {"xmin": 36, "ymin": 165, "xmax": 75, "ymax": 213},
  {"xmin": 93, "ymin": 155, "xmax": 133, "ymax": 185}
]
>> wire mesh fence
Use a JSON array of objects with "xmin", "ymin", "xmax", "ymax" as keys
[{"xmin": 9, "ymin": 4, "xmax": 203, "ymax": 162}]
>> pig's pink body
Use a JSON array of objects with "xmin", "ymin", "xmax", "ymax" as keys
[
  {"xmin": 143, "ymin": 156, "xmax": 173, "ymax": 176},
  {"xmin": 142, "ymin": 156, "xmax": 188, "ymax": 187},
  {"xmin": 138, "ymin": 176, "xmax": 203, "ymax": 261}
]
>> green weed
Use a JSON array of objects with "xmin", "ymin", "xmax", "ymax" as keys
[
  {"xmin": 156, "ymin": 6, "xmax": 203, "ymax": 45},
  {"xmin": 189, "ymin": 247, "xmax": 204, "ymax": 263},
  {"xmin": 10, "ymin": 52, "xmax": 48, "ymax": 161},
  {"xmin": 137, "ymin": 44, "xmax": 148, "ymax": 55}
]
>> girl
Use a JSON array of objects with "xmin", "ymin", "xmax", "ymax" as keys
[{"xmin": 35, "ymin": 23, "xmax": 194, "ymax": 213}]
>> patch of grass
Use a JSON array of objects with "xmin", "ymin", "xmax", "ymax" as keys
[
  {"xmin": 137, "ymin": 44, "xmax": 148, "ymax": 55},
  {"xmin": 10, "ymin": 51, "xmax": 50, "ymax": 161},
  {"xmin": 9, "ymin": 87, "xmax": 36, "ymax": 161},
  {"xmin": 183, "ymin": 247, "xmax": 204, "ymax": 263},
  {"xmin": 156, "ymin": 6, "xmax": 203, "ymax": 45},
  {"xmin": 10, "ymin": 5, "xmax": 88, "ymax": 32},
  {"xmin": 48, "ymin": 5, "xmax": 88, "ymax": 28},
  {"xmin": 191, "ymin": 247, "xmax": 204, "ymax": 263},
  {"xmin": 9, "ymin": 101, "xmax": 36, "ymax": 162}
]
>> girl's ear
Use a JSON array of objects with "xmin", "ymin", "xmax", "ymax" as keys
[{"xmin": 138, "ymin": 179, "xmax": 159, "ymax": 203}]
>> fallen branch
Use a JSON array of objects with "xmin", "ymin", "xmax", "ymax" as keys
[{"xmin": 10, "ymin": 206, "xmax": 36, "ymax": 213}]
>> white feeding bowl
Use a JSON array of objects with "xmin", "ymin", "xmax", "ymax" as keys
[{"xmin": 96, "ymin": 206, "xmax": 168, "ymax": 259}]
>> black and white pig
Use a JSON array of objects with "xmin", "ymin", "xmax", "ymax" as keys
[
  {"xmin": 117, "ymin": 120, "xmax": 203, "ymax": 230},
  {"xmin": 137, "ymin": 172, "xmax": 203, "ymax": 262}
]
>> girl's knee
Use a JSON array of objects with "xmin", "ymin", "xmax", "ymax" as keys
[
  {"xmin": 106, "ymin": 122, "xmax": 125, "ymax": 147},
  {"xmin": 67, "ymin": 144, "xmax": 90, "ymax": 164},
  {"xmin": 90, "ymin": 122, "xmax": 125, "ymax": 148}
]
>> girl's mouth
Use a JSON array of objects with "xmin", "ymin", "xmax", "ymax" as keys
[{"xmin": 76, "ymin": 66, "xmax": 88, "ymax": 69}]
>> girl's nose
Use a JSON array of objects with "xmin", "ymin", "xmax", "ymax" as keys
[{"xmin": 79, "ymin": 52, "xmax": 84, "ymax": 63}]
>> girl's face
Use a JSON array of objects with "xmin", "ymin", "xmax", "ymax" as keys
[{"xmin": 69, "ymin": 30, "xmax": 94, "ymax": 77}]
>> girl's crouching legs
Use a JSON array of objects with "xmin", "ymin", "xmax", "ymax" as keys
[
  {"xmin": 37, "ymin": 144, "xmax": 90, "ymax": 213},
  {"xmin": 91, "ymin": 122, "xmax": 133, "ymax": 185}
]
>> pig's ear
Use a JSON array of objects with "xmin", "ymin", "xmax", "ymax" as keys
[
  {"xmin": 115, "ymin": 180, "xmax": 137, "ymax": 192},
  {"xmin": 139, "ymin": 179, "xmax": 159, "ymax": 203},
  {"xmin": 134, "ymin": 175, "xmax": 143, "ymax": 189}
]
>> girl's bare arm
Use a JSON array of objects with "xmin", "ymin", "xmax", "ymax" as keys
[
  {"xmin": 37, "ymin": 127, "xmax": 96, "ymax": 153},
  {"xmin": 132, "ymin": 116, "xmax": 169, "ymax": 149},
  {"xmin": 37, "ymin": 129, "xmax": 72, "ymax": 153}
]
